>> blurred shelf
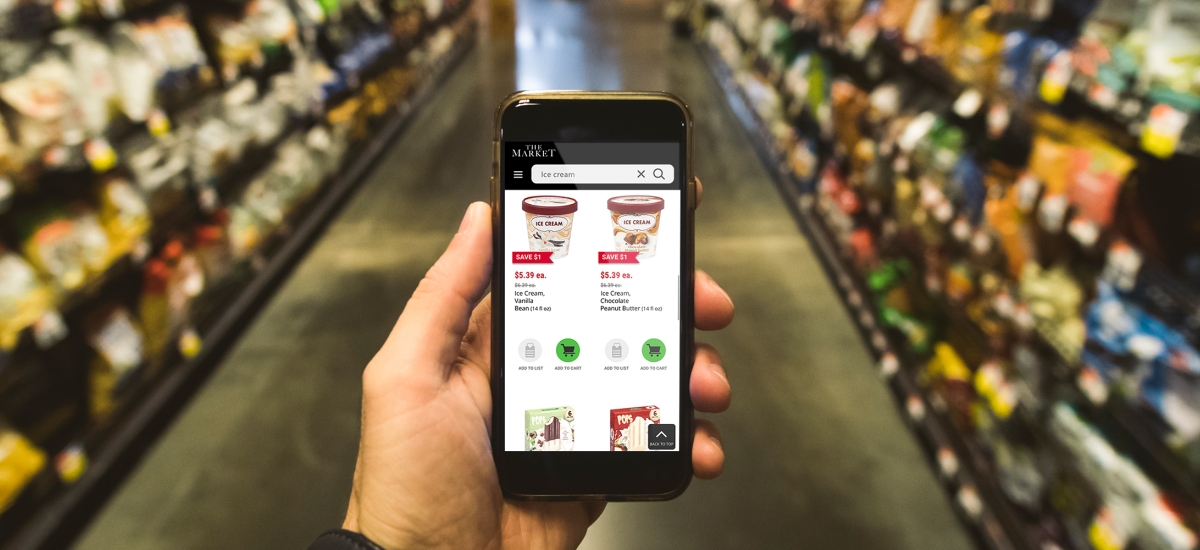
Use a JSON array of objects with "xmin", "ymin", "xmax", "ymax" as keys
[
  {"xmin": 698, "ymin": 39, "xmax": 1024, "ymax": 550},
  {"xmin": 0, "ymin": 19, "xmax": 476, "ymax": 550},
  {"xmin": 759, "ymin": 0, "xmax": 1199, "ymax": 160},
  {"xmin": 708, "ymin": 1, "xmax": 1200, "ymax": 512}
]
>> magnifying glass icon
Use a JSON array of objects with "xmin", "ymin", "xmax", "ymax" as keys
[{"xmin": 653, "ymin": 168, "xmax": 665, "ymax": 180}]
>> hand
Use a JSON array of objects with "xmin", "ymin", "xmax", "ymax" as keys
[{"xmin": 344, "ymin": 191, "xmax": 734, "ymax": 549}]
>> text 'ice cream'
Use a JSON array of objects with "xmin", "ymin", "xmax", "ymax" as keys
[
  {"xmin": 608, "ymin": 196, "xmax": 664, "ymax": 258},
  {"xmin": 522, "ymin": 196, "xmax": 577, "ymax": 259}
]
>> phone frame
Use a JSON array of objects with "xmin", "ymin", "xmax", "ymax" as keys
[{"xmin": 490, "ymin": 91, "xmax": 696, "ymax": 500}]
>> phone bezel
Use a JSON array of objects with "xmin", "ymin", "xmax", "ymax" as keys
[{"xmin": 490, "ymin": 92, "xmax": 696, "ymax": 500}]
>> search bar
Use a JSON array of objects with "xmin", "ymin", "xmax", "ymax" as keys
[{"xmin": 530, "ymin": 164, "xmax": 675, "ymax": 184}]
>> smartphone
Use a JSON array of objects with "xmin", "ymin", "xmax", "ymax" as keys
[{"xmin": 490, "ymin": 92, "xmax": 696, "ymax": 499}]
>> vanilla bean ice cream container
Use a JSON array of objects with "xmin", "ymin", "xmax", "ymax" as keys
[
  {"xmin": 522, "ymin": 196, "xmax": 577, "ymax": 259},
  {"xmin": 608, "ymin": 196, "xmax": 664, "ymax": 258}
]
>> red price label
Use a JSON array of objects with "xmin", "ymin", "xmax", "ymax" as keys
[
  {"xmin": 600, "ymin": 271, "xmax": 631, "ymax": 279},
  {"xmin": 598, "ymin": 252, "xmax": 639, "ymax": 264},
  {"xmin": 515, "ymin": 271, "xmax": 546, "ymax": 279},
  {"xmin": 513, "ymin": 251, "xmax": 554, "ymax": 264}
]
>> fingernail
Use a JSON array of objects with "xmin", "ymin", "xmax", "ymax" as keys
[
  {"xmin": 458, "ymin": 203, "xmax": 479, "ymax": 234},
  {"xmin": 709, "ymin": 433, "xmax": 722, "ymax": 450},
  {"xmin": 711, "ymin": 363, "xmax": 728, "ymax": 384},
  {"xmin": 704, "ymin": 273, "xmax": 734, "ymax": 311}
]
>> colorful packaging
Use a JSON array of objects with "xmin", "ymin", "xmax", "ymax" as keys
[
  {"xmin": 139, "ymin": 258, "xmax": 170, "ymax": 363},
  {"xmin": 97, "ymin": 177, "xmax": 150, "ymax": 262},
  {"xmin": 0, "ymin": 428, "xmax": 46, "ymax": 513},
  {"xmin": 525, "ymin": 406, "xmax": 575, "ymax": 451},
  {"xmin": 607, "ymin": 196, "xmax": 664, "ymax": 258},
  {"xmin": 522, "ymin": 196, "xmax": 577, "ymax": 259},
  {"xmin": 1065, "ymin": 141, "xmax": 1134, "ymax": 227},
  {"xmin": 610, "ymin": 406, "xmax": 661, "ymax": 451},
  {"xmin": 87, "ymin": 306, "xmax": 145, "ymax": 419},
  {"xmin": 0, "ymin": 252, "xmax": 52, "ymax": 350},
  {"xmin": 18, "ymin": 208, "xmax": 111, "ymax": 291}
]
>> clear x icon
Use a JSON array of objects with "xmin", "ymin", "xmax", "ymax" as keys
[{"xmin": 637, "ymin": 170, "xmax": 645, "ymax": 178}]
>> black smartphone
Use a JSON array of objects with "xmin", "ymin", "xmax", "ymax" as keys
[{"xmin": 490, "ymin": 92, "xmax": 696, "ymax": 499}]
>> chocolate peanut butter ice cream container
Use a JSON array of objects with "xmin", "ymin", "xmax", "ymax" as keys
[
  {"xmin": 522, "ymin": 196, "xmax": 577, "ymax": 259},
  {"xmin": 608, "ymin": 195, "xmax": 664, "ymax": 258}
]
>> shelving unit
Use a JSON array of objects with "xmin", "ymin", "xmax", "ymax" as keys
[
  {"xmin": 687, "ymin": 0, "xmax": 1200, "ymax": 548},
  {"xmin": 699, "ymin": 39, "xmax": 1023, "ymax": 550},
  {"xmin": 0, "ymin": 2, "xmax": 478, "ymax": 548}
]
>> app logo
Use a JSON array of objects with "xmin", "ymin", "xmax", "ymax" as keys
[
  {"xmin": 642, "ymin": 338, "xmax": 666, "ymax": 362},
  {"xmin": 556, "ymin": 338, "xmax": 580, "ymax": 362}
]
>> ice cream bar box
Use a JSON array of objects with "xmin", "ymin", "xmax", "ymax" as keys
[
  {"xmin": 525, "ymin": 406, "xmax": 575, "ymax": 451},
  {"xmin": 610, "ymin": 406, "xmax": 660, "ymax": 451}
]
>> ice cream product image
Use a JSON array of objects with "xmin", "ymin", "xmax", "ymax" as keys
[
  {"xmin": 610, "ymin": 406, "xmax": 661, "ymax": 451},
  {"xmin": 608, "ymin": 196, "xmax": 664, "ymax": 258},
  {"xmin": 525, "ymin": 406, "xmax": 576, "ymax": 451},
  {"xmin": 522, "ymin": 196, "xmax": 577, "ymax": 259}
]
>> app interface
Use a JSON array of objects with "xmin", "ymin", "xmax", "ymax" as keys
[{"xmin": 502, "ymin": 142, "xmax": 682, "ymax": 452}]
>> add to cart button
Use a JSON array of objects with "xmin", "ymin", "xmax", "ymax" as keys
[
  {"xmin": 513, "ymin": 251, "xmax": 554, "ymax": 264},
  {"xmin": 598, "ymin": 252, "xmax": 639, "ymax": 264}
]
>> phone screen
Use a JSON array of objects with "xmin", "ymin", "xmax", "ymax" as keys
[{"xmin": 501, "ymin": 141, "xmax": 684, "ymax": 452}]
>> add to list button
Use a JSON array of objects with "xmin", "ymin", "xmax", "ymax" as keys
[
  {"xmin": 513, "ymin": 252, "xmax": 554, "ymax": 263},
  {"xmin": 598, "ymin": 252, "xmax": 639, "ymax": 264}
]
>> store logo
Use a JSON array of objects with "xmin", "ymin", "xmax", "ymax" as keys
[{"xmin": 511, "ymin": 144, "xmax": 557, "ymax": 158}]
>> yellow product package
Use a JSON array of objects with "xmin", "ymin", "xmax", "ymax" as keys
[
  {"xmin": 97, "ymin": 177, "xmax": 150, "ymax": 263},
  {"xmin": 20, "ymin": 213, "xmax": 86, "ymax": 291},
  {"xmin": 0, "ymin": 252, "xmax": 53, "ymax": 350},
  {"xmin": 0, "ymin": 429, "xmax": 45, "ymax": 513},
  {"xmin": 86, "ymin": 306, "xmax": 145, "ymax": 420},
  {"xmin": 954, "ymin": 6, "xmax": 1003, "ymax": 94}
]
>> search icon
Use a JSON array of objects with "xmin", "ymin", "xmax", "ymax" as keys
[{"xmin": 653, "ymin": 168, "xmax": 665, "ymax": 180}]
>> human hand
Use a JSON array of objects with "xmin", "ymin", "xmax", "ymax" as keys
[{"xmin": 343, "ymin": 187, "xmax": 734, "ymax": 550}]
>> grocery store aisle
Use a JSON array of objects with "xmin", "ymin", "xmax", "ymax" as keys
[
  {"xmin": 77, "ymin": 1, "xmax": 973, "ymax": 549},
  {"xmin": 72, "ymin": 35, "xmax": 504, "ymax": 550}
]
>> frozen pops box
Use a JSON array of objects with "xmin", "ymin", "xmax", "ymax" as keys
[
  {"xmin": 525, "ymin": 406, "xmax": 575, "ymax": 451},
  {"xmin": 610, "ymin": 406, "xmax": 660, "ymax": 451}
]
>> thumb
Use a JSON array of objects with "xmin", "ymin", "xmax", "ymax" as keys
[{"xmin": 367, "ymin": 202, "xmax": 493, "ymax": 392}]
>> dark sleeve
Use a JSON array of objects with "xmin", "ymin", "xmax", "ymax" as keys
[{"xmin": 307, "ymin": 529, "xmax": 387, "ymax": 550}]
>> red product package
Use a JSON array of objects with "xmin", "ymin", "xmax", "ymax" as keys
[{"xmin": 610, "ymin": 406, "xmax": 661, "ymax": 451}]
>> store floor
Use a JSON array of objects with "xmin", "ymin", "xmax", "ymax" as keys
[{"xmin": 75, "ymin": 1, "xmax": 974, "ymax": 549}]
